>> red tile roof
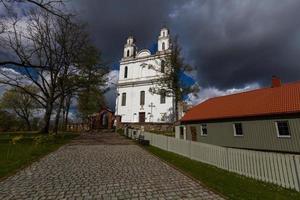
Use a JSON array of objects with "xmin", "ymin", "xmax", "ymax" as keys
[{"xmin": 181, "ymin": 81, "xmax": 300, "ymax": 122}]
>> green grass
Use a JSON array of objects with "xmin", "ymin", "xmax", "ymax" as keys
[
  {"xmin": 116, "ymin": 128, "xmax": 124, "ymax": 135},
  {"xmin": 0, "ymin": 132, "xmax": 78, "ymax": 179},
  {"xmin": 145, "ymin": 145, "xmax": 300, "ymax": 200},
  {"xmin": 146, "ymin": 130, "xmax": 175, "ymax": 137}
]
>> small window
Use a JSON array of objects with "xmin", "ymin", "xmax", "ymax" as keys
[
  {"xmin": 233, "ymin": 123, "xmax": 243, "ymax": 136},
  {"xmin": 180, "ymin": 126, "xmax": 184, "ymax": 139},
  {"xmin": 162, "ymin": 42, "xmax": 165, "ymax": 50},
  {"xmin": 124, "ymin": 66, "xmax": 128, "ymax": 78},
  {"xmin": 140, "ymin": 91, "xmax": 145, "ymax": 105},
  {"xmin": 161, "ymin": 60, "xmax": 165, "ymax": 73},
  {"xmin": 127, "ymin": 49, "xmax": 130, "ymax": 57},
  {"xmin": 201, "ymin": 124, "xmax": 207, "ymax": 136},
  {"xmin": 121, "ymin": 93, "xmax": 126, "ymax": 106},
  {"xmin": 160, "ymin": 90, "xmax": 166, "ymax": 104},
  {"xmin": 276, "ymin": 121, "xmax": 291, "ymax": 137}
]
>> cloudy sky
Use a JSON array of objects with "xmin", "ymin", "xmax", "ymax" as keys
[
  {"xmin": 67, "ymin": 0, "xmax": 300, "ymax": 107},
  {"xmin": 1, "ymin": 0, "xmax": 300, "ymax": 109}
]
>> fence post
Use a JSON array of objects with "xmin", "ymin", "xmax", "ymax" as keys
[
  {"xmin": 293, "ymin": 155, "xmax": 300, "ymax": 192},
  {"xmin": 226, "ymin": 147, "xmax": 229, "ymax": 171},
  {"xmin": 189, "ymin": 140, "xmax": 192, "ymax": 159},
  {"xmin": 166, "ymin": 136, "xmax": 169, "ymax": 151},
  {"xmin": 151, "ymin": 133, "xmax": 153, "ymax": 145}
]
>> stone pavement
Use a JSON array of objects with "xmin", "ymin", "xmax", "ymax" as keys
[{"xmin": 0, "ymin": 131, "xmax": 224, "ymax": 200}]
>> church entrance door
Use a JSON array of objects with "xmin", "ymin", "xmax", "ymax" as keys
[
  {"xmin": 100, "ymin": 112, "xmax": 108, "ymax": 129},
  {"xmin": 139, "ymin": 112, "xmax": 145, "ymax": 123}
]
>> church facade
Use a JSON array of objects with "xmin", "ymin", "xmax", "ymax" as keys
[{"xmin": 115, "ymin": 27, "xmax": 174, "ymax": 123}]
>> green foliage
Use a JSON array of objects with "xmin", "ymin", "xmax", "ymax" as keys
[
  {"xmin": 146, "ymin": 130, "xmax": 175, "ymax": 137},
  {"xmin": 33, "ymin": 134, "xmax": 55, "ymax": 145},
  {"xmin": 78, "ymin": 87, "xmax": 106, "ymax": 119},
  {"xmin": 116, "ymin": 128, "xmax": 124, "ymax": 135},
  {"xmin": 0, "ymin": 110, "xmax": 17, "ymax": 131},
  {"xmin": 11, "ymin": 135, "xmax": 24, "ymax": 144},
  {"xmin": 76, "ymin": 45, "xmax": 108, "ymax": 119},
  {"xmin": 145, "ymin": 146, "xmax": 300, "ymax": 200},
  {"xmin": 0, "ymin": 86, "xmax": 39, "ymax": 130}
]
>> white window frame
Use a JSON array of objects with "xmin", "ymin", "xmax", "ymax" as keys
[
  {"xmin": 233, "ymin": 123, "xmax": 244, "ymax": 137},
  {"xmin": 160, "ymin": 91, "xmax": 166, "ymax": 104},
  {"xmin": 179, "ymin": 126, "xmax": 186, "ymax": 140},
  {"xmin": 124, "ymin": 66, "xmax": 128, "ymax": 78},
  {"xmin": 200, "ymin": 124, "xmax": 208, "ymax": 136},
  {"xmin": 121, "ymin": 93, "xmax": 126, "ymax": 106},
  {"xmin": 275, "ymin": 121, "xmax": 291, "ymax": 138}
]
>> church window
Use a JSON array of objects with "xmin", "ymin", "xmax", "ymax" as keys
[
  {"xmin": 160, "ymin": 90, "xmax": 166, "ymax": 104},
  {"xmin": 127, "ymin": 49, "xmax": 130, "ymax": 57},
  {"xmin": 162, "ymin": 42, "xmax": 165, "ymax": 50},
  {"xmin": 121, "ymin": 93, "xmax": 126, "ymax": 106},
  {"xmin": 124, "ymin": 66, "xmax": 128, "ymax": 78},
  {"xmin": 140, "ymin": 91, "xmax": 145, "ymax": 105},
  {"xmin": 161, "ymin": 60, "xmax": 165, "ymax": 73}
]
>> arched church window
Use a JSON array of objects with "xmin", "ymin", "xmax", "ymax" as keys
[
  {"xmin": 124, "ymin": 66, "xmax": 128, "ymax": 78},
  {"xmin": 160, "ymin": 90, "xmax": 166, "ymax": 104},
  {"xmin": 162, "ymin": 42, "xmax": 165, "ymax": 50},
  {"xmin": 121, "ymin": 93, "xmax": 126, "ymax": 106},
  {"xmin": 140, "ymin": 91, "xmax": 145, "ymax": 105},
  {"xmin": 127, "ymin": 49, "xmax": 130, "ymax": 57},
  {"xmin": 161, "ymin": 60, "xmax": 165, "ymax": 73}
]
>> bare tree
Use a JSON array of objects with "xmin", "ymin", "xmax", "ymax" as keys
[
  {"xmin": 0, "ymin": 0, "xmax": 66, "ymax": 19},
  {"xmin": 0, "ymin": 0, "xmax": 68, "ymax": 68},
  {"xmin": 0, "ymin": 9, "xmax": 107, "ymax": 133},
  {"xmin": 149, "ymin": 37, "xmax": 199, "ymax": 121}
]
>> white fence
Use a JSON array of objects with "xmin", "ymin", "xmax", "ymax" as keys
[{"xmin": 125, "ymin": 128, "xmax": 300, "ymax": 192}]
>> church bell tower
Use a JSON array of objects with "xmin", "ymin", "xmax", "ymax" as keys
[
  {"xmin": 123, "ymin": 36, "xmax": 136, "ymax": 58},
  {"xmin": 158, "ymin": 27, "xmax": 170, "ymax": 52}
]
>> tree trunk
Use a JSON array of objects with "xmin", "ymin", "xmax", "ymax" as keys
[
  {"xmin": 64, "ymin": 95, "xmax": 71, "ymax": 127},
  {"xmin": 25, "ymin": 118, "xmax": 32, "ymax": 131},
  {"xmin": 175, "ymin": 101, "xmax": 179, "ymax": 122},
  {"xmin": 62, "ymin": 102, "xmax": 66, "ymax": 129},
  {"xmin": 174, "ymin": 95, "xmax": 179, "ymax": 122},
  {"xmin": 53, "ymin": 95, "xmax": 65, "ymax": 134},
  {"xmin": 40, "ymin": 102, "xmax": 53, "ymax": 134}
]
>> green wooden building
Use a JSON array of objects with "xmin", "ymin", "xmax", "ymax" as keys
[{"xmin": 178, "ymin": 77, "xmax": 300, "ymax": 153}]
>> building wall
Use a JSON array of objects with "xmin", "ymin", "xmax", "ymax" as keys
[
  {"xmin": 116, "ymin": 84, "xmax": 173, "ymax": 123},
  {"xmin": 118, "ymin": 54, "xmax": 165, "ymax": 83},
  {"xmin": 116, "ymin": 54, "xmax": 174, "ymax": 123},
  {"xmin": 184, "ymin": 118, "xmax": 300, "ymax": 153}
]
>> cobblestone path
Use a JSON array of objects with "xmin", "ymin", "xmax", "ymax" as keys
[{"xmin": 0, "ymin": 132, "xmax": 224, "ymax": 200}]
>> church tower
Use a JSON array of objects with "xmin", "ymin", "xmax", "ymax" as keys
[
  {"xmin": 123, "ymin": 36, "xmax": 136, "ymax": 58},
  {"xmin": 116, "ymin": 27, "xmax": 175, "ymax": 123},
  {"xmin": 157, "ymin": 27, "xmax": 171, "ymax": 52}
]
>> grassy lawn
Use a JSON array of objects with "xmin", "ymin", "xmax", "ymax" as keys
[
  {"xmin": 145, "ymin": 145, "xmax": 300, "ymax": 200},
  {"xmin": 0, "ymin": 132, "xmax": 78, "ymax": 179},
  {"xmin": 145, "ymin": 130, "xmax": 175, "ymax": 137}
]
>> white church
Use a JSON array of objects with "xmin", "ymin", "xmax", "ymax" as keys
[{"xmin": 115, "ymin": 27, "xmax": 175, "ymax": 123}]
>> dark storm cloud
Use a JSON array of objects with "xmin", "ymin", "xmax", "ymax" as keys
[
  {"xmin": 170, "ymin": 0, "xmax": 300, "ymax": 89},
  {"xmin": 71, "ymin": 0, "xmax": 182, "ymax": 65},
  {"xmin": 70, "ymin": 0, "xmax": 300, "ymax": 89}
]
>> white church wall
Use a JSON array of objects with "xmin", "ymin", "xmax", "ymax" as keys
[
  {"xmin": 116, "ymin": 27, "xmax": 174, "ymax": 123},
  {"xmin": 116, "ymin": 84, "xmax": 173, "ymax": 123},
  {"xmin": 119, "ymin": 57, "xmax": 164, "ymax": 82}
]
